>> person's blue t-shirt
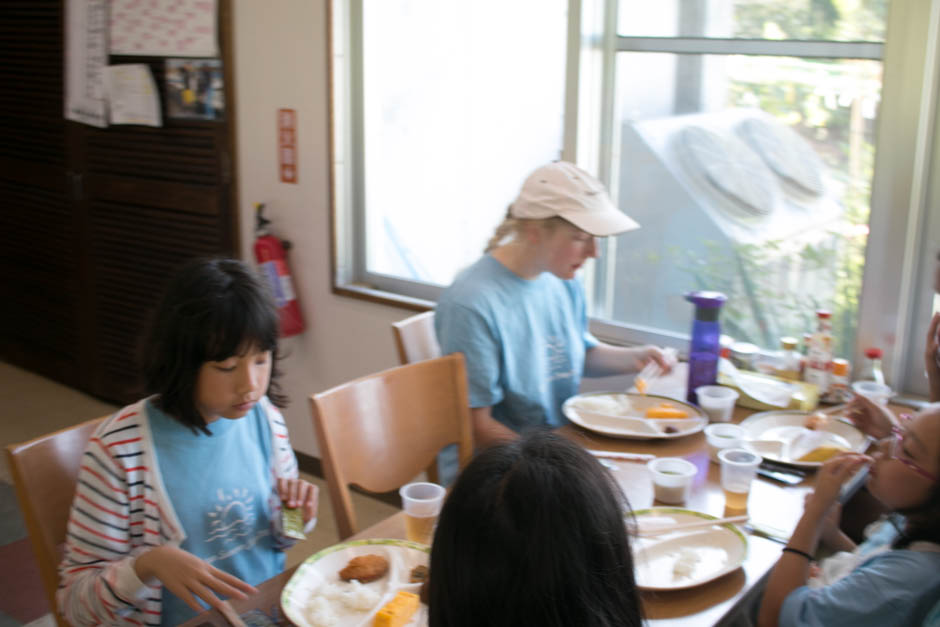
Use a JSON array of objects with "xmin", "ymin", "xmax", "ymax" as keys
[
  {"xmin": 435, "ymin": 254, "xmax": 598, "ymax": 432},
  {"xmin": 147, "ymin": 400, "xmax": 283, "ymax": 626}
]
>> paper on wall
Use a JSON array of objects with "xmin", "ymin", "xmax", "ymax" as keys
[
  {"xmin": 104, "ymin": 64, "xmax": 163, "ymax": 126},
  {"xmin": 65, "ymin": 0, "xmax": 108, "ymax": 127},
  {"xmin": 110, "ymin": 0, "xmax": 218, "ymax": 57}
]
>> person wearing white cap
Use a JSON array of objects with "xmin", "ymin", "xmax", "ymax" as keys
[{"xmin": 435, "ymin": 161, "xmax": 672, "ymax": 449}]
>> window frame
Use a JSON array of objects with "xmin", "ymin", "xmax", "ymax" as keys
[{"xmin": 329, "ymin": 0, "xmax": 940, "ymax": 394}]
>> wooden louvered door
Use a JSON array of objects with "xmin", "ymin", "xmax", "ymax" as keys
[
  {"xmin": 0, "ymin": 0, "xmax": 238, "ymax": 404},
  {"xmin": 0, "ymin": 1, "xmax": 80, "ymax": 387}
]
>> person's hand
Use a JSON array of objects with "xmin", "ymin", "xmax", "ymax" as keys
[
  {"xmin": 804, "ymin": 453, "xmax": 871, "ymax": 520},
  {"xmin": 277, "ymin": 477, "xmax": 319, "ymax": 524},
  {"xmin": 134, "ymin": 545, "xmax": 256, "ymax": 613},
  {"xmin": 633, "ymin": 345, "xmax": 674, "ymax": 374},
  {"xmin": 845, "ymin": 393, "xmax": 896, "ymax": 440}
]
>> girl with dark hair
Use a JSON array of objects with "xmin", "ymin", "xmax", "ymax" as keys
[
  {"xmin": 757, "ymin": 400, "xmax": 940, "ymax": 627},
  {"xmin": 58, "ymin": 258, "xmax": 318, "ymax": 626},
  {"xmin": 428, "ymin": 430, "xmax": 643, "ymax": 627}
]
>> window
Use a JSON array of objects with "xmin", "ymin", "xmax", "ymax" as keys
[{"xmin": 330, "ymin": 0, "xmax": 940, "ymax": 394}]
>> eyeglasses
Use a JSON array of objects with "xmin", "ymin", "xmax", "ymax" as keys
[{"xmin": 876, "ymin": 426, "xmax": 938, "ymax": 482}]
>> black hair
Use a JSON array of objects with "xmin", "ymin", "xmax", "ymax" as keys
[
  {"xmin": 141, "ymin": 257, "xmax": 287, "ymax": 435},
  {"xmin": 428, "ymin": 430, "xmax": 643, "ymax": 627}
]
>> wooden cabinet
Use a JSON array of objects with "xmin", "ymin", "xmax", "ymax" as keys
[{"xmin": 0, "ymin": 0, "xmax": 239, "ymax": 404}]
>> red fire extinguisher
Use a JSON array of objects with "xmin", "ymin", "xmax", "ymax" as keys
[{"xmin": 253, "ymin": 203, "xmax": 305, "ymax": 337}]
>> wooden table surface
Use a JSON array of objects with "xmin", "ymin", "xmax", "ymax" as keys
[{"xmin": 183, "ymin": 406, "xmax": 819, "ymax": 627}]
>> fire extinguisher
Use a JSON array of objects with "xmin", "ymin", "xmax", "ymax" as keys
[{"xmin": 253, "ymin": 203, "xmax": 305, "ymax": 337}]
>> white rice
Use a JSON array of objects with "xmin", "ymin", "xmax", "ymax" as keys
[
  {"xmin": 340, "ymin": 579, "xmax": 380, "ymax": 611},
  {"xmin": 304, "ymin": 596, "xmax": 338, "ymax": 627},
  {"xmin": 672, "ymin": 548, "xmax": 701, "ymax": 579}
]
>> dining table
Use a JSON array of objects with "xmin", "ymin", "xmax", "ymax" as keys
[{"xmin": 182, "ymin": 402, "xmax": 875, "ymax": 627}]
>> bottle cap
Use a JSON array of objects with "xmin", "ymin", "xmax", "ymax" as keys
[
  {"xmin": 831, "ymin": 358, "xmax": 849, "ymax": 376},
  {"xmin": 816, "ymin": 310, "xmax": 832, "ymax": 319},
  {"xmin": 685, "ymin": 291, "xmax": 727, "ymax": 308},
  {"xmin": 780, "ymin": 336, "xmax": 798, "ymax": 350},
  {"xmin": 864, "ymin": 347, "xmax": 882, "ymax": 359}
]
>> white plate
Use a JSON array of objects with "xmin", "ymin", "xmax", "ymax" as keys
[
  {"xmin": 630, "ymin": 508, "xmax": 748, "ymax": 591},
  {"xmin": 281, "ymin": 538, "xmax": 428, "ymax": 627},
  {"xmin": 563, "ymin": 392, "xmax": 706, "ymax": 440},
  {"xmin": 738, "ymin": 410, "xmax": 870, "ymax": 468}
]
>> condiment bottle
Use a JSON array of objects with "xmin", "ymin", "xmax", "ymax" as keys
[
  {"xmin": 776, "ymin": 336, "xmax": 801, "ymax": 381},
  {"xmin": 685, "ymin": 291, "xmax": 727, "ymax": 405},
  {"xmin": 822, "ymin": 358, "xmax": 851, "ymax": 403},
  {"xmin": 857, "ymin": 347, "xmax": 885, "ymax": 385},
  {"xmin": 804, "ymin": 310, "xmax": 833, "ymax": 395}
]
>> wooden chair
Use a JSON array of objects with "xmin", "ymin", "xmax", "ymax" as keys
[
  {"xmin": 391, "ymin": 310, "xmax": 441, "ymax": 365},
  {"xmin": 310, "ymin": 353, "xmax": 473, "ymax": 539},
  {"xmin": 5, "ymin": 416, "xmax": 105, "ymax": 627}
]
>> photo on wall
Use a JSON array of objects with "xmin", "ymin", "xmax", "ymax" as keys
[{"xmin": 165, "ymin": 58, "xmax": 225, "ymax": 120}]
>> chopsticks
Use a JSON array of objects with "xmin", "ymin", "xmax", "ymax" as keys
[
  {"xmin": 633, "ymin": 515, "xmax": 749, "ymax": 537},
  {"xmin": 587, "ymin": 449, "xmax": 655, "ymax": 462}
]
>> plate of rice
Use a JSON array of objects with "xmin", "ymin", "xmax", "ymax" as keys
[
  {"xmin": 563, "ymin": 392, "xmax": 706, "ymax": 440},
  {"xmin": 629, "ymin": 508, "xmax": 748, "ymax": 591},
  {"xmin": 281, "ymin": 538, "xmax": 429, "ymax": 627}
]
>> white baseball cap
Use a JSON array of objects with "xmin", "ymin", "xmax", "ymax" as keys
[{"xmin": 509, "ymin": 161, "xmax": 640, "ymax": 236}]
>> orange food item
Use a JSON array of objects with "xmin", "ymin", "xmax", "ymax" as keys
[
  {"xmin": 635, "ymin": 377, "xmax": 648, "ymax": 395},
  {"xmin": 645, "ymin": 402, "xmax": 689, "ymax": 419},
  {"xmin": 373, "ymin": 590, "xmax": 419, "ymax": 627}
]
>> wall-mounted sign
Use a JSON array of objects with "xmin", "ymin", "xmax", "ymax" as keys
[{"xmin": 279, "ymin": 108, "xmax": 297, "ymax": 184}]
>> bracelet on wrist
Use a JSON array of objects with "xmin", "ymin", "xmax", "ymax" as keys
[{"xmin": 782, "ymin": 546, "xmax": 814, "ymax": 561}]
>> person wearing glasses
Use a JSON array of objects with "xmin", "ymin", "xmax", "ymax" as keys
[{"xmin": 757, "ymin": 400, "xmax": 940, "ymax": 627}]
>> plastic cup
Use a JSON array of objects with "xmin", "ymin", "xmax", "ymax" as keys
[
  {"xmin": 399, "ymin": 482, "xmax": 446, "ymax": 545},
  {"xmin": 851, "ymin": 380, "xmax": 893, "ymax": 405},
  {"xmin": 647, "ymin": 457, "xmax": 697, "ymax": 505},
  {"xmin": 705, "ymin": 423, "xmax": 746, "ymax": 463},
  {"xmin": 718, "ymin": 448, "xmax": 761, "ymax": 511},
  {"xmin": 696, "ymin": 385, "xmax": 740, "ymax": 422}
]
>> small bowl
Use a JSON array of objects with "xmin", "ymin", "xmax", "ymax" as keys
[
  {"xmin": 705, "ymin": 423, "xmax": 746, "ymax": 463},
  {"xmin": 851, "ymin": 380, "xmax": 893, "ymax": 405},
  {"xmin": 647, "ymin": 457, "xmax": 697, "ymax": 505}
]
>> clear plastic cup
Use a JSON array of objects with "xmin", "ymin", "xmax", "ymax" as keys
[
  {"xmin": 647, "ymin": 457, "xmax": 697, "ymax": 505},
  {"xmin": 399, "ymin": 482, "xmax": 446, "ymax": 545},
  {"xmin": 705, "ymin": 423, "xmax": 746, "ymax": 463},
  {"xmin": 718, "ymin": 448, "xmax": 761, "ymax": 510},
  {"xmin": 851, "ymin": 380, "xmax": 893, "ymax": 405},
  {"xmin": 696, "ymin": 385, "xmax": 740, "ymax": 422}
]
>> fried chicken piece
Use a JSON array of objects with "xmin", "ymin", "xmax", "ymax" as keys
[{"xmin": 338, "ymin": 554, "xmax": 389, "ymax": 583}]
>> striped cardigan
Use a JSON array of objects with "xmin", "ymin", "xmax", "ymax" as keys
[{"xmin": 57, "ymin": 397, "xmax": 300, "ymax": 626}]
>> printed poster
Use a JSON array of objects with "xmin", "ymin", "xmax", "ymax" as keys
[{"xmin": 110, "ymin": 0, "xmax": 218, "ymax": 57}]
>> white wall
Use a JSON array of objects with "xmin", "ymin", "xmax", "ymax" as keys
[{"xmin": 233, "ymin": 0, "xmax": 408, "ymax": 457}]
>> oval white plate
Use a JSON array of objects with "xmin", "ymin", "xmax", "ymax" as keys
[
  {"xmin": 738, "ymin": 410, "xmax": 870, "ymax": 468},
  {"xmin": 281, "ymin": 538, "xmax": 429, "ymax": 627},
  {"xmin": 563, "ymin": 392, "xmax": 706, "ymax": 440},
  {"xmin": 630, "ymin": 508, "xmax": 748, "ymax": 591}
]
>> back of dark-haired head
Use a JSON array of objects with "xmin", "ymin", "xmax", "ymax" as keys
[
  {"xmin": 428, "ymin": 430, "xmax": 643, "ymax": 627},
  {"xmin": 141, "ymin": 257, "xmax": 286, "ymax": 434}
]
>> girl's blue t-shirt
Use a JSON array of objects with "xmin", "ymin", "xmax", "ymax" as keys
[{"xmin": 147, "ymin": 400, "xmax": 284, "ymax": 626}]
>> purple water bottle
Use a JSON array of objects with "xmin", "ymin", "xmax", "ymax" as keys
[{"xmin": 685, "ymin": 291, "xmax": 727, "ymax": 405}]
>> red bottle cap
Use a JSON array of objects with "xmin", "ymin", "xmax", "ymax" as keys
[
  {"xmin": 816, "ymin": 310, "xmax": 832, "ymax": 319},
  {"xmin": 864, "ymin": 347, "xmax": 882, "ymax": 359}
]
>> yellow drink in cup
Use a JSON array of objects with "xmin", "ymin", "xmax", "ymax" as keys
[
  {"xmin": 399, "ymin": 481, "xmax": 446, "ymax": 545},
  {"xmin": 723, "ymin": 488, "xmax": 749, "ymax": 511},
  {"xmin": 718, "ymin": 448, "xmax": 761, "ymax": 513}
]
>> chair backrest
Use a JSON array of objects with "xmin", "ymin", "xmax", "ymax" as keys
[
  {"xmin": 310, "ymin": 353, "xmax": 473, "ymax": 539},
  {"xmin": 5, "ymin": 416, "xmax": 105, "ymax": 627},
  {"xmin": 391, "ymin": 311, "xmax": 441, "ymax": 365}
]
